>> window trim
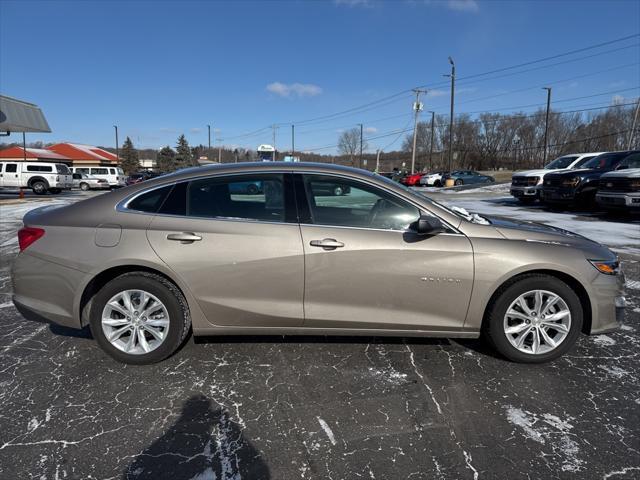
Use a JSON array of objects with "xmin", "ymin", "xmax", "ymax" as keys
[
  {"xmin": 117, "ymin": 172, "xmax": 297, "ymax": 225},
  {"xmin": 294, "ymin": 172, "xmax": 460, "ymax": 234}
]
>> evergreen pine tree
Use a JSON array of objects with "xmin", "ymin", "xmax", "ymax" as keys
[
  {"xmin": 157, "ymin": 146, "xmax": 177, "ymax": 173},
  {"xmin": 120, "ymin": 137, "xmax": 140, "ymax": 175},
  {"xmin": 175, "ymin": 134, "xmax": 194, "ymax": 168}
]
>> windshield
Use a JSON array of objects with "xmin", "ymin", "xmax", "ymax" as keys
[
  {"xmin": 581, "ymin": 152, "xmax": 628, "ymax": 170},
  {"xmin": 544, "ymin": 156, "xmax": 578, "ymax": 169},
  {"xmin": 618, "ymin": 153, "xmax": 640, "ymax": 169}
]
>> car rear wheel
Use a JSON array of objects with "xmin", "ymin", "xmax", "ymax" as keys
[
  {"xmin": 90, "ymin": 272, "xmax": 191, "ymax": 364},
  {"xmin": 79, "ymin": 182, "xmax": 90, "ymax": 191},
  {"xmin": 454, "ymin": 179, "xmax": 463, "ymax": 186},
  {"xmin": 484, "ymin": 274, "xmax": 582, "ymax": 363},
  {"xmin": 434, "ymin": 180, "xmax": 442, "ymax": 187}
]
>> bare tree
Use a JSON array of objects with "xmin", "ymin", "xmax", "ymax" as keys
[{"xmin": 338, "ymin": 128, "xmax": 367, "ymax": 166}]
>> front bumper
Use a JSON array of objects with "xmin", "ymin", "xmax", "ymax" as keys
[
  {"xmin": 588, "ymin": 269, "xmax": 626, "ymax": 334},
  {"xmin": 510, "ymin": 185, "xmax": 541, "ymax": 198},
  {"xmin": 596, "ymin": 192, "xmax": 640, "ymax": 209},
  {"xmin": 540, "ymin": 186, "xmax": 577, "ymax": 203}
]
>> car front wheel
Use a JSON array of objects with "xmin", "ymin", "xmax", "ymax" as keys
[
  {"xmin": 454, "ymin": 179, "xmax": 463, "ymax": 186},
  {"xmin": 90, "ymin": 272, "xmax": 191, "ymax": 364},
  {"xmin": 79, "ymin": 182, "xmax": 90, "ymax": 191},
  {"xmin": 484, "ymin": 274, "xmax": 582, "ymax": 363}
]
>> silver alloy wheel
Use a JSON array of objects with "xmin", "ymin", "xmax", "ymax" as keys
[
  {"xmin": 101, "ymin": 289, "xmax": 170, "ymax": 355},
  {"xmin": 503, "ymin": 289, "xmax": 571, "ymax": 355}
]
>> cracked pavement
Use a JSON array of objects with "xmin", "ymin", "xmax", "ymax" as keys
[{"xmin": 0, "ymin": 190, "xmax": 638, "ymax": 479}]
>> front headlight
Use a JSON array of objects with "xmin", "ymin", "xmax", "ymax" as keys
[
  {"xmin": 589, "ymin": 259, "xmax": 620, "ymax": 275},
  {"xmin": 561, "ymin": 176, "xmax": 580, "ymax": 187}
]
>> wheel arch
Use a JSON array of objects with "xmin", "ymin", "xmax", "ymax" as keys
[
  {"xmin": 78, "ymin": 264, "xmax": 191, "ymax": 327},
  {"xmin": 28, "ymin": 176, "xmax": 49, "ymax": 188},
  {"xmin": 480, "ymin": 269, "xmax": 593, "ymax": 335}
]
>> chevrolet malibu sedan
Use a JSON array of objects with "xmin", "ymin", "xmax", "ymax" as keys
[{"xmin": 12, "ymin": 163, "xmax": 625, "ymax": 364}]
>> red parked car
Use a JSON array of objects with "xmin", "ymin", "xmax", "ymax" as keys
[{"xmin": 400, "ymin": 172, "xmax": 424, "ymax": 186}]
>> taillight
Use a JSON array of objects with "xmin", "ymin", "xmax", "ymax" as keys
[{"xmin": 18, "ymin": 227, "xmax": 45, "ymax": 251}]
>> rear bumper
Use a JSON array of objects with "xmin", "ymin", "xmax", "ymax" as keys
[
  {"xmin": 11, "ymin": 252, "xmax": 85, "ymax": 329},
  {"xmin": 596, "ymin": 192, "xmax": 640, "ymax": 209}
]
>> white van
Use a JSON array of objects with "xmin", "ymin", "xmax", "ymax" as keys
[
  {"xmin": 0, "ymin": 161, "xmax": 73, "ymax": 194},
  {"xmin": 70, "ymin": 166, "xmax": 126, "ymax": 188}
]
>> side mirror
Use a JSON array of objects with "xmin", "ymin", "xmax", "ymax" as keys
[{"xmin": 413, "ymin": 215, "xmax": 445, "ymax": 235}]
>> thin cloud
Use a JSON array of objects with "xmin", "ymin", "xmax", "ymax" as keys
[
  {"xmin": 427, "ymin": 89, "xmax": 448, "ymax": 98},
  {"xmin": 266, "ymin": 82, "xmax": 323, "ymax": 98},
  {"xmin": 421, "ymin": 0, "xmax": 480, "ymax": 13},
  {"xmin": 334, "ymin": 0, "xmax": 374, "ymax": 7},
  {"xmin": 364, "ymin": 126, "xmax": 378, "ymax": 134}
]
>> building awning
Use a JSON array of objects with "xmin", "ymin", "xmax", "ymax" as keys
[{"xmin": 0, "ymin": 95, "xmax": 51, "ymax": 133}]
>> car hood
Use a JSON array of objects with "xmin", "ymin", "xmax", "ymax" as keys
[
  {"xmin": 601, "ymin": 168, "xmax": 640, "ymax": 179},
  {"xmin": 512, "ymin": 169, "xmax": 556, "ymax": 178},
  {"xmin": 488, "ymin": 215, "xmax": 614, "ymax": 259}
]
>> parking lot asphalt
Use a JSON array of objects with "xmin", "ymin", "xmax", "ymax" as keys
[{"xmin": 0, "ymin": 188, "xmax": 638, "ymax": 479}]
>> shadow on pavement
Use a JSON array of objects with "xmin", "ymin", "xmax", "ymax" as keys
[{"xmin": 123, "ymin": 394, "xmax": 269, "ymax": 480}]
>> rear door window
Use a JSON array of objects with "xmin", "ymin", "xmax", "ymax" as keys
[{"xmin": 5, "ymin": 163, "xmax": 17, "ymax": 173}]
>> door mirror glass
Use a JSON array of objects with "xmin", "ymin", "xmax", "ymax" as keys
[{"xmin": 413, "ymin": 215, "xmax": 445, "ymax": 235}]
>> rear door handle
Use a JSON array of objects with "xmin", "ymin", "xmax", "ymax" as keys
[
  {"xmin": 309, "ymin": 238, "xmax": 344, "ymax": 250},
  {"xmin": 167, "ymin": 232, "xmax": 202, "ymax": 243}
]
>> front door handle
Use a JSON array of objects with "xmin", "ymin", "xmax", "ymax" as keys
[
  {"xmin": 167, "ymin": 232, "xmax": 202, "ymax": 243},
  {"xmin": 310, "ymin": 238, "xmax": 345, "ymax": 250}
]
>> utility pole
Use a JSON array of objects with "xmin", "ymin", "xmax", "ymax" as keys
[
  {"xmin": 218, "ymin": 140, "xmax": 222, "ymax": 163},
  {"xmin": 375, "ymin": 149, "xmax": 381, "ymax": 173},
  {"xmin": 628, "ymin": 96, "xmax": 640, "ymax": 150},
  {"xmin": 207, "ymin": 124, "xmax": 211, "ymax": 158},
  {"xmin": 410, "ymin": 89, "xmax": 426, "ymax": 174},
  {"xmin": 357, "ymin": 123, "xmax": 363, "ymax": 169},
  {"xmin": 291, "ymin": 124, "xmax": 295, "ymax": 159},
  {"xmin": 542, "ymin": 87, "xmax": 552, "ymax": 167},
  {"xmin": 113, "ymin": 125, "xmax": 119, "ymax": 164},
  {"xmin": 446, "ymin": 57, "xmax": 455, "ymax": 173},
  {"xmin": 428, "ymin": 110, "xmax": 435, "ymax": 172},
  {"xmin": 272, "ymin": 124, "xmax": 278, "ymax": 161}
]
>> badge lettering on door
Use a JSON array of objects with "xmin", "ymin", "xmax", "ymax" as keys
[{"xmin": 421, "ymin": 277, "xmax": 461, "ymax": 284}]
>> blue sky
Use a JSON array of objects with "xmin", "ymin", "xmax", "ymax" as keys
[{"xmin": 1, "ymin": 0, "xmax": 639, "ymax": 154}]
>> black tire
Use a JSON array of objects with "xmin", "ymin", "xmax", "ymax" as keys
[
  {"xmin": 80, "ymin": 182, "xmax": 90, "ymax": 191},
  {"xmin": 49, "ymin": 188, "xmax": 61, "ymax": 194},
  {"xmin": 90, "ymin": 272, "xmax": 191, "ymax": 365},
  {"xmin": 434, "ymin": 180, "xmax": 442, "ymax": 187},
  {"xmin": 454, "ymin": 179, "xmax": 463, "ymax": 186},
  {"xmin": 31, "ymin": 181, "xmax": 47, "ymax": 195},
  {"xmin": 247, "ymin": 184, "xmax": 259, "ymax": 195},
  {"xmin": 483, "ymin": 274, "xmax": 583, "ymax": 363},
  {"xmin": 333, "ymin": 185, "xmax": 344, "ymax": 196}
]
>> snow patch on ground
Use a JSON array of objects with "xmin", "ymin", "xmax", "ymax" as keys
[
  {"xmin": 600, "ymin": 365, "xmax": 630, "ymax": 378},
  {"xmin": 592, "ymin": 335, "xmax": 617, "ymax": 346},
  {"xmin": 317, "ymin": 417, "xmax": 337, "ymax": 445},
  {"xmin": 505, "ymin": 406, "xmax": 583, "ymax": 472}
]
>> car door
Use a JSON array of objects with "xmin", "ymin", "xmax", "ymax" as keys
[
  {"xmin": 143, "ymin": 172, "xmax": 305, "ymax": 328},
  {"xmin": 297, "ymin": 173, "xmax": 474, "ymax": 331},
  {"xmin": 2, "ymin": 163, "xmax": 21, "ymax": 188}
]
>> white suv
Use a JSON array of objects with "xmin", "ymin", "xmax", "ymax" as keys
[
  {"xmin": 0, "ymin": 161, "xmax": 73, "ymax": 194},
  {"xmin": 70, "ymin": 166, "xmax": 126, "ymax": 188},
  {"xmin": 510, "ymin": 152, "xmax": 604, "ymax": 202}
]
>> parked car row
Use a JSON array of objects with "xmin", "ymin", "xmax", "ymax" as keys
[
  {"xmin": 399, "ymin": 170, "xmax": 495, "ymax": 187},
  {"xmin": 511, "ymin": 150, "xmax": 640, "ymax": 213}
]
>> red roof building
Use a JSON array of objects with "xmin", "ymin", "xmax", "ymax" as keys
[
  {"xmin": 47, "ymin": 143, "xmax": 118, "ymax": 167},
  {"xmin": 0, "ymin": 146, "xmax": 72, "ymax": 164}
]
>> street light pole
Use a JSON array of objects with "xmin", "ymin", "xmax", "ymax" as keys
[
  {"xmin": 428, "ymin": 110, "xmax": 435, "ymax": 172},
  {"xmin": 543, "ymin": 87, "xmax": 552, "ymax": 167},
  {"xmin": 628, "ymin": 96, "xmax": 640, "ymax": 150},
  {"xmin": 207, "ymin": 124, "xmax": 211, "ymax": 158},
  {"xmin": 113, "ymin": 125, "xmax": 119, "ymax": 164},
  {"xmin": 410, "ymin": 89, "xmax": 425, "ymax": 174},
  {"xmin": 291, "ymin": 124, "xmax": 295, "ymax": 159},
  {"xmin": 358, "ymin": 123, "xmax": 363, "ymax": 169},
  {"xmin": 447, "ymin": 57, "xmax": 455, "ymax": 173}
]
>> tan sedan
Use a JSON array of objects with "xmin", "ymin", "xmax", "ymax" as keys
[{"xmin": 12, "ymin": 163, "xmax": 625, "ymax": 364}]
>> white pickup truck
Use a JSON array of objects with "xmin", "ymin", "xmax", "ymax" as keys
[
  {"xmin": 0, "ymin": 161, "xmax": 73, "ymax": 194},
  {"xmin": 510, "ymin": 152, "xmax": 604, "ymax": 202}
]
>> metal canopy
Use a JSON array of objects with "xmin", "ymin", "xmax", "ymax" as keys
[{"xmin": 0, "ymin": 95, "xmax": 51, "ymax": 133}]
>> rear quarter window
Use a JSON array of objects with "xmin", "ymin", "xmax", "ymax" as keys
[{"xmin": 127, "ymin": 185, "xmax": 173, "ymax": 213}]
